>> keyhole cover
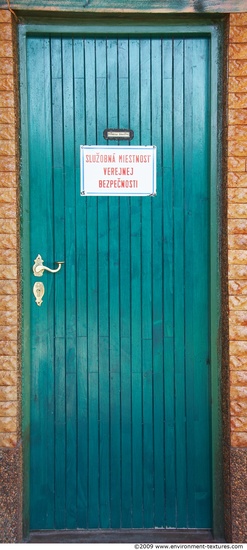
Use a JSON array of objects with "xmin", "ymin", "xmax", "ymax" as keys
[{"xmin": 33, "ymin": 282, "xmax": 45, "ymax": 306}]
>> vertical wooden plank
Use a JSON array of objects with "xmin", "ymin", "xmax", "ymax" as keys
[
  {"xmin": 74, "ymin": 37, "xmax": 87, "ymax": 339},
  {"xmin": 184, "ymin": 38, "xmax": 196, "ymax": 529},
  {"xmin": 28, "ymin": 37, "xmax": 55, "ymax": 529},
  {"xmin": 73, "ymin": 37, "xmax": 88, "ymax": 528},
  {"xmin": 162, "ymin": 38, "xmax": 176, "ymax": 528},
  {"xmin": 84, "ymin": 38, "xmax": 100, "ymax": 529},
  {"xmin": 129, "ymin": 38, "xmax": 143, "ymax": 528},
  {"xmin": 107, "ymin": 38, "xmax": 118, "ymax": 129},
  {"xmin": 119, "ymin": 223, "xmax": 132, "ymax": 529},
  {"xmin": 130, "ymin": 195, "xmax": 143, "ymax": 526},
  {"xmin": 76, "ymin": 337, "xmax": 88, "ymax": 528},
  {"xmin": 51, "ymin": 37, "xmax": 66, "ymax": 529},
  {"xmin": 98, "ymin": 336, "xmax": 110, "ymax": 528},
  {"xmin": 118, "ymin": 37, "xmax": 132, "ymax": 528},
  {"xmin": 151, "ymin": 37, "xmax": 165, "ymax": 528},
  {"xmin": 189, "ymin": 38, "xmax": 211, "ymax": 528},
  {"xmin": 95, "ymin": 38, "xmax": 111, "ymax": 528},
  {"xmin": 119, "ymin": 219, "xmax": 132, "ymax": 531},
  {"xmin": 140, "ymin": 38, "xmax": 154, "ymax": 528},
  {"xmin": 106, "ymin": 38, "xmax": 121, "ymax": 528},
  {"xmin": 108, "ymin": 205, "xmax": 121, "ymax": 529},
  {"xmin": 173, "ymin": 38, "xmax": 187, "ymax": 528},
  {"xmin": 118, "ymin": 38, "xmax": 129, "ymax": 129},
  {"xmin": 88, "ymin": 371, "xmax": 99, "ymax": 528},
  {"xmin": 62, "ymin": 38, "xmax": 77, "ymax": 529}
]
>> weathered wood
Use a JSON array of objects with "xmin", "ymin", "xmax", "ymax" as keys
[
  {"xmin": 28, "ymin": 528, "xmax": 216, "ymax": 543},
  {"xmin": 0, "ymin": 0, "xmax": 246, "ymax": 13}
]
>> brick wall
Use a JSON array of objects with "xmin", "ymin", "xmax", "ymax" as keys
[
  {"xmin": 228, "ymin": 13, "xmax": 247, "ymax": 448},
  {"xmin": 0, "ymin": 10, "xmax": 19, "ymax": 448}
]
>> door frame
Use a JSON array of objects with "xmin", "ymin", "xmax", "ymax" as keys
[{"xmin": 19, "ymin": 14, "xmax": 225, "ymax": 539}]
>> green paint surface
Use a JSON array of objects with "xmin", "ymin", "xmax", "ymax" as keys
[{"xmin": 27, "ymin": 30, "xmax": 212, "ymax": 529}]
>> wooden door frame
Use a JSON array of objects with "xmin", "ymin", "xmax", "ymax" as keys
[{"xmin": 19, "ymin": 14, "xmax": 225, "ymax": 540}]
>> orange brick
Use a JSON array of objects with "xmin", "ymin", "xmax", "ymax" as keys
[
  {"xmin": 0, "ymin": 219, "xmax": 16, "ymax": 234},
  {"xmin": 0, "ymin": 309, "xmax": 17, "ymax": 325},
  {"xmin": 0, "ymin": 157, "xmax": 16, "ymax": 172},
  {"xmin": 230, "ymin": 370, "xmax": 247, "ymax": 385},
  {"xmin": 228, "ymin": 188, "xmax": 247, "ymax": 203},
  {"xmin": 0, "ymin": 139, "xmax": 15, "ymax": 155},
  {"xmin": 228, "ymin": 204, "xmax": 247, "ymax": 218},
  {"xmin": 228, "ymin": 219, "xmax": 247, "ymax": 234},
  {"xmin": 229, "ymin": 264, "xmax": 247, "ymax": 279},
  {"xmin": 229, "ymin": 280, "xmax": 247, "ymax": 295},
  {"xmin": 229, "ymin": 250, "xmax": 247, "ymax": 265},
  {"xmin": 0, "ymin": 189, "xmax": 16, "ymax": 204},
  {"xmin": 0, "ymin": 371, "xmax": 17, "ymax": 385},
  {"xmin": 0, "ymin": 326, "xmax": 17, "ymax": 341},
  {"xmin": 231, "ymin": 431, "xmax": 247, "ymax": 447},
  {"xmin": 229, "ymin": 235, "xmax": 247, "ymax": 249},
  {"xmin": 0, "ymin": 356, "xmax": 17, "ymax": 370},
  {"xmin": 0, "ymin": 264, "xmax": 17, "ymax": 279},
  {"xmin": 0, "ymin": 416, "xmax": 17, "ymax": 433},
  {"xmin": 228, "ymin": 124, "xmax": 247, "ymax": 141},
  {"xmin": 0, "ymin": 41, "xmax": 13, "ymax": 58},
  {"xmin": 229, "ymin": 324, "xmax": 247, "ymax": 341},
  {"xmin": 0, "ymin": 434, "xmax": 17, "ymax": 447},
  {"xmin": 0, "ymin": 24, "xmax": 12, "ymax": 41},
  {"xmin": 228, "ymin": 141, "xmax": 247, "ymax": 157},
  {"xmin": 0, "ymin": 234, "xmax": 16, "ymax": 249},
  {"xmin": 228, "ymin": 173, "xmax": 247, "ymax": 187},
  {"xmin": 229, "ymin": 43, "xmax": 247, "ymax": 60},
  {"xmin": 0, "ymin": 298, "xmax": 17, "ymax": 311},
  {"xmin": 0, "ymin": 11, "xmax": 12, "ymax": 23},
  {"xmin": 0, "ymin": 203, "xmax": 16, "ymax": 218},
  {"xmin": 229, "ymin": 296, "xmax": 247, "ymax": 310},
  {"xmin": 229, "ymin": 59, "xmax": 247, "ymax": 77},
  {"xmin": 230, "ymin": 341, "xmax": 247, "ymax": 356},
  {"xmin": 0, "ymin": 401, "xmax": 17, "ymax": 417},
  {"xmin": 228, "ymin": 157, "xmax": 246, "ymax": 172},
  {"xmin": 231, "ymin": 400, "xmax": 247, "ymax": 415},
  {"xmin": 0, "ymin": 249, "xmax": 17, "ymax": 264},
  {"xmin": 229, "ymin": 26, "xmax": 247, "ymax": 44},
  {"xmin": 0, "ymin": 156, "xmax": 16, "ymax": 172},
  {"xmin": 0, "ymin": 281, "xmax": 17, "ymax": 295},
  {"xmin": 0, "ymin": 107, "xmax": 15, "ymax": 124},
  {"xmin": 0, "ymin": 91, "xmax": 14, "ymax": 108},
  {"xmin": 230, "ymin": 356, "xmax": 247, "ymax": 370},
  {"xmin": 231, "ymin": 416, "xmax": 247, "ymax": 433},
  {"xmin": 0, "ymin": 124, "xmax": 15, "ymax": 140},
  {"xmin": 0, "ymin": 172, "xmax": 17, "ymax": 187},
  {"xmin": 228, "ymin": 109, "xmax": 247, "ymax": 125},
  {"xmin": 0, "ymin": 384, "xmax": 17, "ymax": 400},
  {"xmin": 0, "ymin": 248, "xmax": 17, "ymax": 264},
  {"xmin": 230, "ymin": 14, "xmax": 247, "ymax": 25},
  {"xmin": 0, "ymin": 341, "xmax": 17, "ymax": 356},
  {"xmin": 0, "ymin": 75, "xmax": 14, "ymax": 91},
  {"xmin": 229, "ymin": 77, "xmax": 247, "ymax": 94},
  {"xmin": 229, "ymin": 93, "xmax": 247, "ymax": 110},
  {"xmin": 0, "ymin": 58, "xmax": 14, "ymax": 76}
]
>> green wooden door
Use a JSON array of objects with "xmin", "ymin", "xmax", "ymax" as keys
[{"xmin": 27, "ymin": 30, "xmax": 212, "ymax": 530}]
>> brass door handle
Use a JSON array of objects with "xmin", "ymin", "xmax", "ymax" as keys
[{"xmin": 33, "ymin": 254, "xmax": 64, "ymax": 277}]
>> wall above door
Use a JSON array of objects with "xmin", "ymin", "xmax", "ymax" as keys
[{"xmin": 0, "ymin": 0, "xmax": 247, "ymax": 12}]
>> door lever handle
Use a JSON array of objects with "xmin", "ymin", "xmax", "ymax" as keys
[{"xmin": 33, "ymin": 254, "xmax": 64, "ymax": 277}]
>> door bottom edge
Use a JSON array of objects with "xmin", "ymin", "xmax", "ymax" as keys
[{"xmin": 27, "ymin": 528, "xmax": 222, "ymax": 543}]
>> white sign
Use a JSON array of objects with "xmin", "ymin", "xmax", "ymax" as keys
[{"xmin": 80, "ymin": 145, "xmax": 156, "ymax": 197}]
